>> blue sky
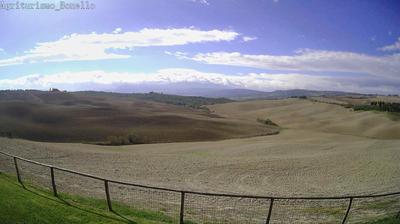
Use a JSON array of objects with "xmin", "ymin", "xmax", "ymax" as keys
[{"xmin": 0, "ymin": 0, "xmax": 400, "ymax": 94}]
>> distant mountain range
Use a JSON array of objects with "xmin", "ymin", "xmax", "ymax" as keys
[
  {"xmin": 178, "ymin": 88, "xmax": 369, "ymax": 100},
  {"xmin": 101, "ymin": 83, "xmax": 369, "ymax": 100},
  {"xmin": 2, "ymin": 86, "xmax": 370, "ymax": 101},
  {"xmin": 38, "ymin": 81, "xmax": 369, "ymax": 100}
]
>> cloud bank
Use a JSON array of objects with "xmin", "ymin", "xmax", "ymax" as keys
[
  {"xmin": 0, "ymin": 28, "xmax": 239, "ymax": 67},
  {"xmin": 183, "ymin": 50, "xmax": 400, "ymax": 79},
  {"xmin": 1, "ymin": 68, "xmax": 398, "ymax": 94},
  {"xmin": 379, "ymin": 37, "xmax": 400, "ymax": 52}
]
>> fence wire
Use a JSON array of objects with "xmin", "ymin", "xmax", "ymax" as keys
[
  {"xmin": 0, "ymin": 153, "xmax": 13, "ymax": 174},
  {"xmin": 18, "ymin": 159, "xmax": 52, "ymax": 191},
  {"xmin": 109, "ymin": 182, "xmax": 181, "ymax": 223},
  {"xmin": 53, "ymin": 169, "xmax": 107, "ymax": 209},
  {"xmin": 184, "ymin": 193, "xmax": 269, "ymax": 224},
  {"xmin": 269, "ymin": 199, "xmax": 348, "ymax": 224},
  {"xmin": 1, "ymin": 151, "xmax": 400, "ymax": 224},
  {"xmin": 347, "ymin": 194, "xmax": 400, "ymax": 223}
]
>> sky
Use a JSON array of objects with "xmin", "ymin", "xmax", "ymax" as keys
[{"xmin": 0, "ymin": 0, "xmax": 400, "ymax": 94}]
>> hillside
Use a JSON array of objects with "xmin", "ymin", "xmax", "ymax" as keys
[
  {"xmin": 0, "ymin": 173, "xmax": 173, "ymax": 224},
  {"xmin": 209, "ymin": 98, "xmax": 400, "ymax": 139},
  {"xmin": 0, "ymin": 90, "xmax": 276, "ymax": 144},
  {"xmin": 1, "ymin": 97, "xmax": 399, "ymax": 222},
  {"xmin": 0, "ymin": 173, "xmax": 395, "ymax": 224},
  {"xmin": 78, "ymin": 91, "xmax": 234, "ymax": 109},
  {"xmin": 198, "ymin": 88, "xmax": 366, "ymax": 100}
]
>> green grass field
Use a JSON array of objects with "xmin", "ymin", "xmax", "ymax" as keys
[
  {"xmin": 368, "ymin": 217, "xmax": 400, "ymax": 224},
  {"xmin": 0, "ymin": 173, "xmax": 177, "ymax": 224},
  {"xmin": 0, "ymin": 172, "xmax": 398, "ymax": 224}
]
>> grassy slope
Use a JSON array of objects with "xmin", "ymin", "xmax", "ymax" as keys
[
  {"xmin": 0, "ymin": 173, "xmax": 174, "ymax": 224},
  {"xmin": 367, "ymin": 217, "xmax": 400, "ymax": 224},
  {"xmin": 0, "ymin": 173, "xmax": 398, "ymax": 224}
]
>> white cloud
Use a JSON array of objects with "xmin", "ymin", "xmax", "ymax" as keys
[
  {"xmin": 1, "ymin": 68, "xmax": 398, "ymax": 94},
  {"xmin": 0, "ymin": 28, "xmax": 239, "ymax": 67},
  {"xmin": 164, "ymin": 51, "xmax": 189, "ymax": 59},
  {"xmin": 191, "ymin": 0, "xmax": 210, "ymax": 5},
  {"xmin": 112, "ymin": 28, "xmax": 123, "ymax": 34},
  {"xmin": 185, "ymin": 50, "xmax": 400, "ymax": 79},
  {"xmin": 379, "ymin": 37, "xmax": 400, "ymax": 52},
  {"xmin": 242, "ymin": 36, "xmax": 257, "ymax": 42}
]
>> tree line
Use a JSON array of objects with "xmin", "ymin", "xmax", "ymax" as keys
[{"xmin": 353, "ymin": 101, "xmax": 400, "ymax": 113}]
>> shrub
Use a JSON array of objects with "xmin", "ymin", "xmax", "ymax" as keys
[
  {"xmin": 106, "ymin": 136, "xmax": 125, "ymax": 146},
  {"xmin": 352, "ymin": 101, "xmax": 400, "ymax": 113},
  {"xmin": 343, "ymin": 104, "xmax": 353, "ymax": 108},
  {"xmin": 0, "ymin": 131, "xmax": 13, "ymax": 138},
  {"xmin": 126, "ymin": 133, "xmax": 143, "ymax": 144},
  {"xmin": 105, "ymin": 133, "xmax": 143, "ymax": 146},
  {"xmin": 257, "ymin": 118, "xmax": 279, "ymax": 126}
]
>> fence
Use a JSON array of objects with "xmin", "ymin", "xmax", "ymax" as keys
[{"xmin": 0, "ymin": 150, "xmax": 399, "ymax": 224}]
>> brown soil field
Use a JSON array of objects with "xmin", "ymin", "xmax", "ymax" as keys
[
  {"xmin": 0, "ymin": 90, "xmax": 276, "ymax": 143},
  {"xmin": 209, "ymin": 98, "xmax": 400, "ymax": 139},
  {"xmin": 1, "ymin": 98, "xmax": 399, "ymax": 197}
]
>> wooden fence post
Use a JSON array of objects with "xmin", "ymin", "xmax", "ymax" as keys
[
  {"xmin": 341, "ymin": 197, "xmax": 353, "ymax": 224},
  {"xmin": 50, "ymin": 167, "xmax": 58, "ymax": 197},
  {"xmin": 179, "ymin": 192, "xmax": 186, "ymax": 224},
  {"xmin": 104, "ymin": 180, "xmax": 113, "ymax": 211},
  {"xmin": 13, "ymin": 157, "xmax": 22, "ymax": 184},
  {"xmin": 266, "ymin": 198, "xmax": 274, "ymax": 224}
]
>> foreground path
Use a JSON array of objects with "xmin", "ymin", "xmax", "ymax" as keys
[{"xmin": 1, "ymin": 128, "xmax": 399, "ymax": 197}]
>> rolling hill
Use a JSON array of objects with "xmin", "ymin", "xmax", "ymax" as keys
[
  {"xmin": 196, "ymin": 88, "xmax": 367, "ymax": 100},
  {"xmin": 0, "ymin": 90, "xmax": 277, "ymax": 144}
]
